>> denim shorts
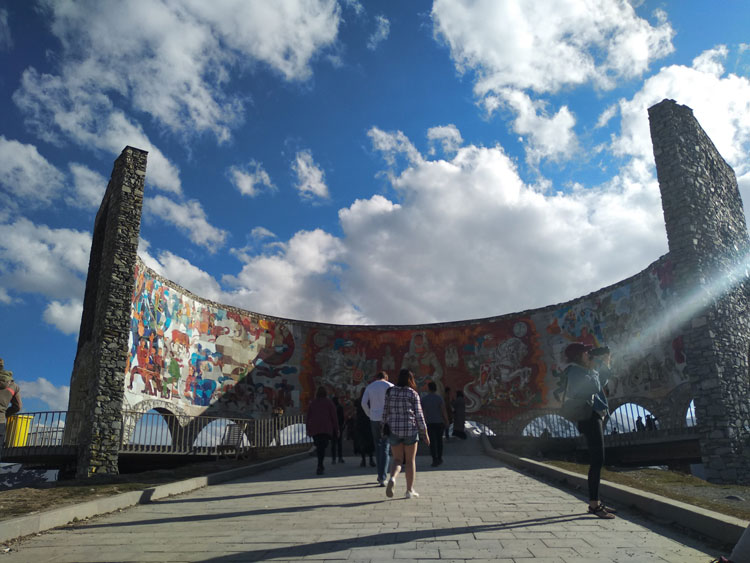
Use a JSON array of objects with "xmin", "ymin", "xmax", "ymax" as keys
[{"xmin": 388, "ymin": 433, "xmax": 419, "ymax": 446}]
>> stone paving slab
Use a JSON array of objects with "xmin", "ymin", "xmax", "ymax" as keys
[{"xmin": 0, "ymin": 437, "xmax": 721, "ymax": 562}]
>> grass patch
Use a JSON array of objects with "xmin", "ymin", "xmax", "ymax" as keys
[{"xmin": 544, "ymin": 460, "xmax": 750, "ymax": 521}]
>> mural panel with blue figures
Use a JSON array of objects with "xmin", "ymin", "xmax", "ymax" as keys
[
  {"xmin": 537, "ymin": 261, "xmax": 687, "ymax": 407},
  {"xmin": 124, "ymin": 263, "xmax": 302, "ymax": 417}
]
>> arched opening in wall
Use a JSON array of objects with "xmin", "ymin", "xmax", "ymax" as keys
[
  {"xmin": 127, "ymin": 409, "xmax": 173, "ymax": 447},
  {"xmin": 686, "ymin": 399, "xmax": 697, "ymax": 427},
  {"xmin": 521, "ymin": 415, "xmax": 578, "ymax": 438},
  {"xmin": 193, "ymin": 418, "xmax": 250, "ymax": 449},
  {"xmin": 607, "ymin": 403, "xmax": 658, "ymax": 434}
]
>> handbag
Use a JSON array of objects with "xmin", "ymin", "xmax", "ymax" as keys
[{"xmin": 382, "ymin": 423, "xmax": 391, "ymax": 436}]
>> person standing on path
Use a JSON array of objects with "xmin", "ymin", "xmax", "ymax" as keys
[
  {"xmin": 330, "ymin": 396, "xmax": 345, "ymax": 464},
  {"xmin": 0, "ymin": 358, "xmax": 22, "ymax": 463},
  {"xmin": 422, "ymin": 381, "xmax": 449, "ymax": 466},
  {"xmin": 382, "ymin": 369, "xmax": 429, "ymax": 499},
  {"xmin": 306, "ymin": 386, "xmax": 339, "ymax": 475},
  {"xmin": 362, "ymin": 371, "xmax": 393, "ymax": 486},
  {"xmin": 451, "ymin": 390, "xmax": 467, "ymax": 439},
  {"xmin": 354, "ymin": 390, "xmax": 376, "ymax": 467},
  {"xmin": 562, "ymin": 342, "xmax": 616, "ymax": 519},
  {"xmin": 443, "ymin": 386, "xmax": 453, "ymax": 439}
]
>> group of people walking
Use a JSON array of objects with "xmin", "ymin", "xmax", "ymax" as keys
[{"xmin": 305, "ymin": 368, "xmax": 466, "ymax": 497}]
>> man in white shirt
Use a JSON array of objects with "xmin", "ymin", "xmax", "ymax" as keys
[{"xmin": 361, "ymin": 371, "xmax": 393, "ymax": 485}]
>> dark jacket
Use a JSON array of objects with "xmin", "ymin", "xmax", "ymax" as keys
[
  {"xmin": 0, "ymin": 375, "xmax": 22, "ymax": 424},
  {"xmin": 306, "ymin": 397, "xmax": 339, "ymax": 438}
]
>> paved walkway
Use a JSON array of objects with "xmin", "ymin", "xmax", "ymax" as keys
[{"xmin": 2, "ymin": 436, "xmax": 717, "ymax": 562}]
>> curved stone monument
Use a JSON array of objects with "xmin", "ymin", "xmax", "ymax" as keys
[{"xmin": 67, "ymin": 101, "xmax": 750, "ymax": 482}]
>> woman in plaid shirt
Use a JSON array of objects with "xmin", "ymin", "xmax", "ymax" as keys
[{"xmin": 382, "ymin": 369, "xmax": 430, "ymax": 499}]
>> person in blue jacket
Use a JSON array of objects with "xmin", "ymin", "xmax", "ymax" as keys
[{"xmin": 562, "ymin": 342, "xmax": 616, "ymax": 519}]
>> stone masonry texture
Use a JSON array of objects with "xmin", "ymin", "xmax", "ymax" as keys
[{"xmin": 66, "ymin": 146, "xmax": 147, "ymax": 478}]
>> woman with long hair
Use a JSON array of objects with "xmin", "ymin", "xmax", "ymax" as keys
[
  {"xmin": 562, "ymin": 342, "xmax": 616, "ymax": 519},
  {"xmin": 381, "ymin": 369, "xmax": 429, "ymax": 499},
  {"xmin": 306, "ymin": 386, "xmax": 339, "ymax": 475}
]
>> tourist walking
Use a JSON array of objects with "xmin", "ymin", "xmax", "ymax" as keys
[
  {"xmin": 0, "ymin": 358, "xmax": 22, "ymax": 463},
  {"xmin": 330, "ymin": 396, "xmax": 345, "ymax": 464},
  {"xmin": 354, "ymin": 390, "xmax": 376, "ymax": 467},
  {"xmin": 561, "ymin": 342, "xmax": 616, "ymax": 519},
  {"xmin": 306, "ymin": 386, "xmax": 339, "ymax": 475},
  {"xmin": 382, "ymin": 369, "xmax": 429, "ymax": 499},
  {"xmin": 451, "ymin": 390, "xmax": 467, "ymax": 439},
  {"xmin": 362, "ymin": 371, "xmax": 393, "ymax": 486},
  {"xmin": 422, "ymin": 381, "xmax": 449, "ymax": 466}
]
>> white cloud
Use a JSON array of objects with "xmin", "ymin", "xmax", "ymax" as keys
[
  {"xmin": 367, "ymin": 127, "xmax": 422, "ymax": 168},
  {"xmin": 367, "ymin": 15, "xmax": 390, "ymax": 51},
  {"xmin": 611, "ymin": 47, "xmax": 750, "ymax": 181},
  {"xmin": 0, "ymin": 8, "xmax": 11, "ymax": 51},
  {"xmin": 331, "ymin": 128, "xmax": 668, "ymax": 323},
  {"xmin": 223, "ymin": 228, "xmax": 363, "ymax": 322},
  {"xmin": 342, "ymin": 0, "xmax": 364, "ymax": 17},
  {"xmin": 498, "ymin": 90, "xmax": 578, "ymax": 164},
  {"xmin": 13, "ymin": 69, "xmax": 182, "ymax": 195},
  {"xmin": 0, "ymin": 218, "xmax": 90, "ymax": 302},
  {"xmin": 228, "ymin": 159, "xmax": 276, "ymax": 197},
  {"xmin": 162, "ymin": 126, "xmax": 668, "ymax": 327},
  {"xmin": 251, "ymin": 226, "xmax": 276, "ymax": 240},
  {"xmin": 67, "ymin": 163, "xmax": 106, "ymax": 209},
  {"xmin": 432, "ymin": 0, "xmax": 673, "ymax": 96},
  {"xmin": 15, "ymin": 0, "xmax": 340, "ymax": 150},
  {"xmin": 145, "ymin": 196, "xmax": 228, "ymax": 251},
  {"xmin": 0, "ymin": 137, "xmax": 65, "ymax": 205},
  {"xmin": 427, "ymin": 124, "xmax": 463, "ymax": 156},
  {"xmin": 14, "ymin": 377, "xmax": 71, "ymax": 411},
  {"xmin": 43, "ymin": 299, "xmax": 83, "ymax": 335},
  {"xmin": 431, "ymin": 0, "xmax": 674, "ymax": 166},
  {"xmin": 293, "ymin": 150, "xmax": 330, "ymax": 200}
]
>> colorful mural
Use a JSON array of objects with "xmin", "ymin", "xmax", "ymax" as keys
[
  {"xmin": 125, "ymin": 256, "xmax": 689, "ymax": 424},
  {"xmin": 125, "ymin": 263, "xmax": 302, "ymax": 417}
]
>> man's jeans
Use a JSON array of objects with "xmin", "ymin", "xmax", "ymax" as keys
[{"xmin": 370, "ymin": 420, "xmax": 390, "ymax": 483}]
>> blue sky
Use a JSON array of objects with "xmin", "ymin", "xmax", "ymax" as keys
[{"xmin": 1, "ymin": 0, "xmax": 749, "ymax": 413}]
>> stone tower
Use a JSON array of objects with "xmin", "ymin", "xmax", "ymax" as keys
[
  {"xmin": 65, "ymin": 147, "xmax": 148, "ymax": 478},
  {"xmin": 649, "ymin": 100, "xmax": 750, "ymax": 483}
]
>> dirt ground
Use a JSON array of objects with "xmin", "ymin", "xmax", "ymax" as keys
[
  {"xmin": 0, "ymin": 448, "xmax": 308, "ymax": 523},
  {"xmin": 1, "ymin": 453, "xmax": 748, "ymax": 526}
]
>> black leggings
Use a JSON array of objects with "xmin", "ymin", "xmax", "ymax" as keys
[
  {"xmin": 313, "ymin": 434, "xmax": 331, "ymax": 468},
  {"xmin": 577, "ymin": 414, "xmax": 605, "ymax": 501}
]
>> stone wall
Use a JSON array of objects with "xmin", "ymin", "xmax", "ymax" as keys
[
  {"xmin": 649, "ymin": 100, "xmax": 750, "ymax": 483},
  {"xmin": 66, "ymin": 147, "xmax": 147, "ymax": 478}
]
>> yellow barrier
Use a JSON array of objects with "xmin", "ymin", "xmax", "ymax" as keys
[{"xmin": 5, "ymin": 414, "xmax": 33, "ymax": 447}]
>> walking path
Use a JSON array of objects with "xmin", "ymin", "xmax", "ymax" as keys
[{"xmin": 1, "ymin": 435, "xmax": 718, "ymax": 562}]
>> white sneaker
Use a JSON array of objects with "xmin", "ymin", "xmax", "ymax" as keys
[
  {"xmin": 386, "ymin": 478, "xmax": 395, "ymax": 498},
  {"xmin": 405, "ymin": 489, "xmax": 419, "ymax": 499}
]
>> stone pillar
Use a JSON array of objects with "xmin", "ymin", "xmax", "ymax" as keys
[
  {"xmin": 66, "ymin": 147, "xmax": 148, "ymax": 478},
  {"xmin": 649, "ymin": 100, "xmax": 750, "ymax": 483}
]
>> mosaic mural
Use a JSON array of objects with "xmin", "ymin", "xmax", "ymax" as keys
[{"xmin": 125, "ymin": 256, "xmax": 689, "ymax": 422}]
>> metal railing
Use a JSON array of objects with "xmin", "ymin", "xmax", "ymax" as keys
[
  {"xmin": 2, "ymin": 411, "xmax": 75, "ymax": 449},
  {"xmin": 120, "ymin": 411, "xmax": 311, "ymax": 454},
  {"xmin": 2, "ymin": 411, "xmax": 312, "ymax": 459}
]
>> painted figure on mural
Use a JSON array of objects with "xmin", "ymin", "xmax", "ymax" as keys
[
  {"xmin": 463, "ymin": 333, "xmax": 534, "ymax": 412},
  {"xmin": 444, "ymin": 343, "xmax": 459, "ymax": 368},
  {"xmin": 401, "ymin": 332, "xmax": 443, "ymax": 393}
]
